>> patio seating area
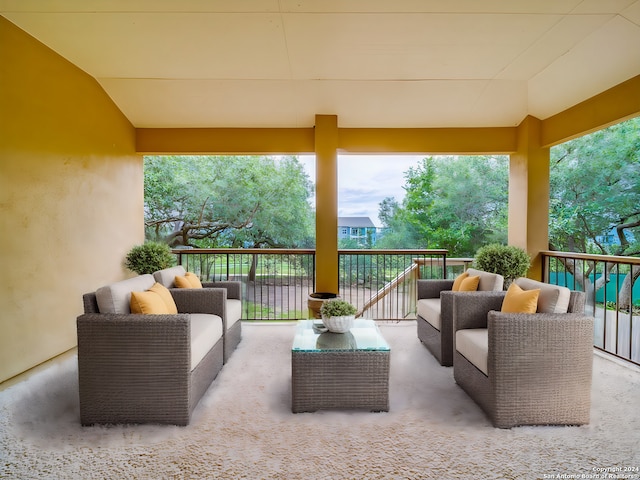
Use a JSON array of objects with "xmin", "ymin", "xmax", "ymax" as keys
[{"xmin": 1, "ymin": 322, "xmax": 638, "ymax": 479}]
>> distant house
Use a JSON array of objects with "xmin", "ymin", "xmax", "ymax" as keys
[{"xmin": 338, "ymin": 217, "xmax": 377, "ymax": 246}]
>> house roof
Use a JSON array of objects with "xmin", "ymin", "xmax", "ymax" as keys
[
  {"xmin": 338, "ymin": 217, "xmax": 376, "ymax": 228},
  {"xmin": 2, "ymin": 1, "xmax": 639, "ymax": 129}
]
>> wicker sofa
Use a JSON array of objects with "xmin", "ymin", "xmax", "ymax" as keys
[
  {"xmin": 153, "ymin": 266, "xmax": 243, "ymax": 363},
  {"xmin": 452, "ymin": 278, "xmax": 594, "ymax": 428},
  {"xmin": 416, "ymin": 268, "xmax": 504, "ymax": 366},
  {"xmin": 77, "ymin": 273, "xmax": 228, "ymax": 426}
]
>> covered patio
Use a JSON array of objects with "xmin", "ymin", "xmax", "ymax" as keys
[{"xmin": 2, "ymin": 0, "xmax": 640, "ymax": 451}]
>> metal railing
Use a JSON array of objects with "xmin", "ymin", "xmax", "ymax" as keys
[
  {"xmin": 542, "ymin": 250, "xmax": 640, "ymax": 366},
  {"xmin": 173, "ymin": 248, "xmax": 448, "ymax": 321}
]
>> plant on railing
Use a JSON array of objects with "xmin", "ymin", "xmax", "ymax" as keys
[
  {"xmin": 124, "ymin": 242, "xmax": 174, "ymax": 274},
  {"xmin": 473, "ymin": 244, "xmax": 530, "ymax": 287}
]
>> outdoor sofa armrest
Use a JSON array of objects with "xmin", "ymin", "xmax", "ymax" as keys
[
  {"xmin": 170, "ymin": 287, "xmax": 226, "ymax": 315},
  {"xmin": 417, "ymin": 279, "xmax": 455, "ymax": 300},
  {"xmin": 487, "ymin": 311, "xmax": 594, "ymax": 371},
  {"xmin": 76, "ymin": 313, "xmax": 192, "ymax": 424},
  {"xmin": 201, "ymin": 280, "xmax": 241, "ymax": 300},
  {"xmin": 77, "ymin": 313, "xmax": 191, "ymax": 366},
  {"xmin": 452, "ymin": 291, "xmax": 507, "ymax": 331},
  {"xmin": 486, "ymin": 311, "xmax": 594, "ymax": 426}
]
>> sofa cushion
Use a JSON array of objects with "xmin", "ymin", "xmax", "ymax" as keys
[
  {"xmin": 149, "ymin": 282, "xmax": 178, "ymax": 314},
  {"xmin": 501, "ymin": 282, "xmax": 539, "ymax": 314},
  {"xmin": 466, "ymin": 268, "xmax": 504, "ymax": 292},
  {"xmin": 226, "ymin": 299, "xmax": 242, "ymax": 328},
  {"xmin": 153, "ymin": 266, "xmax": 186, "ymax": 288},
  {"xmin": 458, "ymin": 275, "xmax": 480, "ymax": 292},
  {"xmin": 514, "ymin": 278, "xmax": 571, "ymax": 313},
  {"xmin": 96, "ymin": 274, "xmax": 156, "ymax": 314},
  {"xmin": 417, "ymin": 298, "xmax": 441, "ymax": 330},
  {"xmin": 456, "ymin": 328, "xmax": 488, "ymax": 375},
  {"xmin": 190, "ymin": 314, "xmax": 223, "ymax": 371}
]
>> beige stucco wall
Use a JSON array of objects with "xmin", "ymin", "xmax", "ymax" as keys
[{"xmin": 0, "ymin": 18, "xmax": 144, "ymax": 383}]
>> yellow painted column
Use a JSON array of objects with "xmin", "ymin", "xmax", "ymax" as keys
[
  {"xmin": 314, "ymin": 115, "xmax": 339, "ymax": 293},
  {"xmin": 508, "ymin": 116, "xmax": 549, "ymax": 280}
]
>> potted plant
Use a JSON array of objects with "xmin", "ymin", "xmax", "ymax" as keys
[
  {"xmin": 320, "ymin": 299, "xmax": 358, "ymax": 333},
  {"xmin": 473, "ymin": 243, "xmax": 531, "ymax": 288},
  {"xmin": 124, "ymin": 241, "xmax": 175, "ymax": 275}
]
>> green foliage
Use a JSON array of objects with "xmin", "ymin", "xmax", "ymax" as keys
[
  {"xmin": 473, "ymin": 244, "xmax": 530, "ymax": 283},
  {"xmin": 144, "ymin": 155, "xmax": 315, "ymax": 248},
  {"xmin": 550, "ymin": 117, "xmax": 640, "ymax": 255},
  {"xmin": 377, "ymin": 155, "xmax": 508, "ymax": 255},
  {"xmin": 320, "ymin": 299, "xmax": 357, "ymax": 317},
  {"xmin": 124, "ymin": 242, "xmax": 174, "ymax": 275}
]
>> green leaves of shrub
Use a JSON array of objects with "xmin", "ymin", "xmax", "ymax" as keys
[
  {"xmin": 320, "ymin": 299, "xmax": 357, "ymax": 317},
  {"xmin": 473, "ymin": 244, "xmax": 531, "ymax": 282},
  {"xmin": 124, "ymin": 242, "xmax": 174, "ymax": 275}
]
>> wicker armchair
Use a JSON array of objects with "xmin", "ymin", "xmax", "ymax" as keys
[
  {"xmin": 153, "ymin": 266, "xmax": 243, "ymax": 363},
  {"xmin": 452, "ymin": 279, "xmax": 594, "ymax": 428},
  {"xmin": 77, "ymin": 276, "xmax": 225, "ymax": 426},
  {"xmin": 416, "ymin": 268, "xmax": 504, "ymax": 366}
]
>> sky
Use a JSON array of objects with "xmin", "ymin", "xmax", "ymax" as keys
[{"xmin": 299, "ymin": 155, "xmax": 425, "ymax": 227}]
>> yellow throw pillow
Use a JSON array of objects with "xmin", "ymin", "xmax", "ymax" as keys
[
  {"xmin": 458, "ymin": 275, "xmax": 480, "ymax": 292},
  {"xmin": 185, "ymin": 272, "xmax": 203, "ymax": 288},
  {"xmin": 130, "ymin": 290, "xmax": 170, "ymax": 314},
  {"xmin": 149, "ymin": 282, "xmax": 178, "ymax": 314},
  {"xmin": 452, "ymin": 272, "xmax": 469, "ymax": 291},
  {"xmin": 174, "ymin": 275, "xmax": 192, "ymax": 288},
  {"xmin": 501, "ymin": 282, "xmax": 540, "ymax": 313},
  {"xmin": 175, "ymin": 272, "xmax": 203, "ymax": 289}
]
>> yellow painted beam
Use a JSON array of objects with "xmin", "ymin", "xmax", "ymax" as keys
[
  {"xmin": 541, "ymin": 75, "xmax": 640, "ymax": 147},
  {"xmin": 314, "ymin": 115, "xmax": 339, "ymax": 294},
  {"xmin": 509, "ymin": 116, "xmax": 549, "ymax": 281},
  {"xmin": 339, "ymin": 127, "xmax": 517, "ymax": 154},
  {"xmin": 136, "ymin": 128, "xmax": 315, "ymax": 154}
]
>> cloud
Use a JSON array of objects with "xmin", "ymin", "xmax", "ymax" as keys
[{"xmin": 300, "ymin": 155, "xmax": 423, "ymax": 226}]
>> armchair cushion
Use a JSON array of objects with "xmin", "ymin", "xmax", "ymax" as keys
[
  {"xmin": 226, "ymin": 298, "xmax": 242, "ymax": 328},
  {"xmin": 417, "ymin": 298, "xmax": 442, "ymax": 330},
  {"xmin": 466, "ymin": 268, "xmax": 504, "ymax": 291},
  {"xmin": 501, "ymin": 282, "xmax": 539, "ymax": 313},
  {"xmin": 514, "ymin": 278, "xmax": 571, "ymax": 313},
  {"xmin": 153, "ymin": 265, "xmax": 187, "ymax": 288},
  {"xmin": 456, "ymin": 328, "xmax": 488, "ymax": 375},
  {"xmin": 96, "ymin": 274, "xmax": 156, "ymax": 314}
]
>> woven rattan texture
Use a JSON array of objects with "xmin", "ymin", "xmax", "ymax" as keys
[{"xmin": 291, "ymin": 351, "xmax": 390, "ymax": 413}]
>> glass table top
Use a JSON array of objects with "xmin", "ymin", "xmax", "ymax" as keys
[{"xmin": 292, "ymin": 319, "xmax": 390, "ymax": 352}]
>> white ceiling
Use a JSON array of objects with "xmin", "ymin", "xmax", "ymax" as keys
[{"xmin": 2, "ymin": 0, "xmax": 640, "ymax": 128}]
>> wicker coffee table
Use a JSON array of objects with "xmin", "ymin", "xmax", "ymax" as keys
[{"xmin": 291, "ymin": 319, "xmax": 390, "ymax": 413}]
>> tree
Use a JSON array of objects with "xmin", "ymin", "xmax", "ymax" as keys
[
  {"xmin": 549, "ymin": 117, "xmax": 640, "ymax": 308},
  {"xmin": 144, "ymin": 155, "xmax": 315, "ymax": 248},
  {"xmin": 377, "ymin": 156, "xmax": 508, "ymax": 256}
]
